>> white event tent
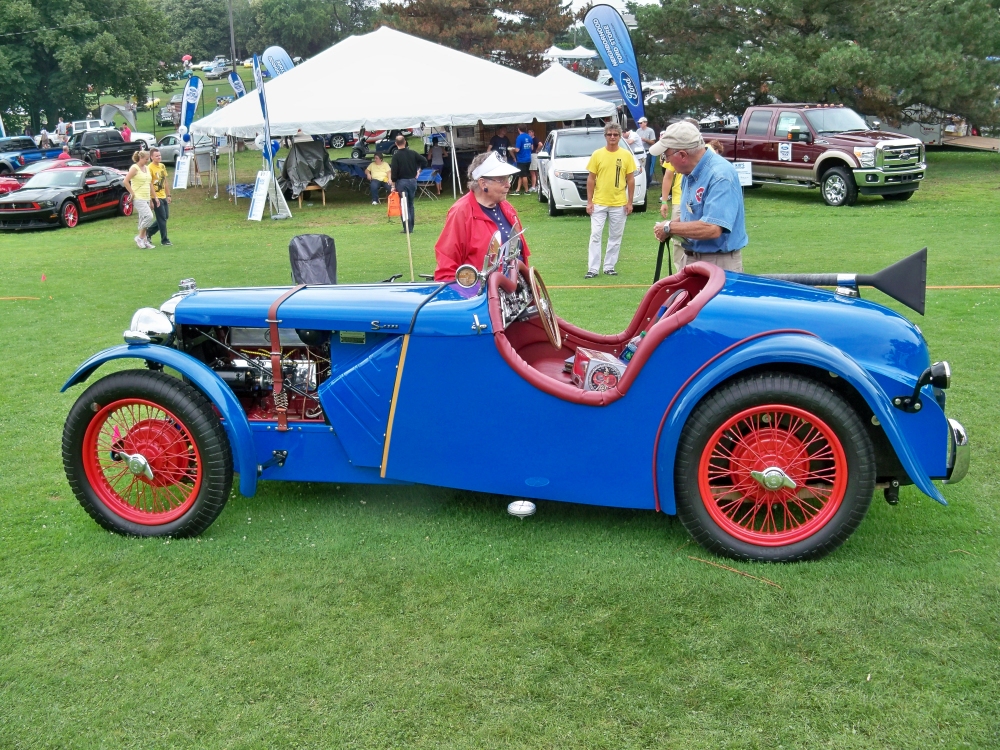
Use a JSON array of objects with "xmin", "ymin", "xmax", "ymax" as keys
[
  {"xmin": 191, "ymin": 27, "xmax": 615, "ymax": 138},
  {"xmin": 536, "ymin": 63, "xmax": 621, "ymax": 104},
  {"xmin": 541, "ymin": 45, "xmax": 599, "ymax": 60}
]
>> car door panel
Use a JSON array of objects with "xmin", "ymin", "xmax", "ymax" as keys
[{"xmin": 738, "ymin": 109, "xmax": 777, "ymax": 177}]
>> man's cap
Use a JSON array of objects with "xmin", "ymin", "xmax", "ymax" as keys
[
  {"xmin": 472, "ymin": 152, "xmax": 520, "ymax": 180},
  {"xmin": 637, "ymin": 116, "xmax": 648, "ymax": 123},
  {"xmin": 649, "ymin": 121, "xmax": 705, "ymax": 157}
]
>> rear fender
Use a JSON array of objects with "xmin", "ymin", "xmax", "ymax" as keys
[
  {"xmin": 61, "ymin": 344, "xmax": 257, "ymax": 497},
  {"xmin": 655, "ymin": 333, "xmax": 944, "ymax": 514}
]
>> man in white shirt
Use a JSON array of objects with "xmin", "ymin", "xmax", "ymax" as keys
[{"xmin": 635, "ymin": 116, "xmax": 657, "ymax": 185}]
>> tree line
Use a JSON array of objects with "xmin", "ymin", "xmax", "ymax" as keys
[{"xmin": 2, "ymin": 0, "xmax": 997, "ymax": 132}]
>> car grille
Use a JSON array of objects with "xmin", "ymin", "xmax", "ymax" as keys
[
  {"xmin": 881, "ymin": 144, "xmax": 922, "ymax": 170},
  {"xmin": 2, "ymin": 202, "xmax": 37, "ymax": 210},
  {"xmin": 565, "ymin": 172, "xmax": 589, "ymax": 198}
]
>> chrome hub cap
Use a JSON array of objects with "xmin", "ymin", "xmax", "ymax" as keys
[
  {"xmin": 750, "ymin": 466, "xmax": 796, "ymax": 491},
  {"xmin": 824, "ymin": 176, "xmax": 846, "ymax": 203},
  {"xmin": 118, "ymin": 451, "xmax": 155, "ymax": 481}
]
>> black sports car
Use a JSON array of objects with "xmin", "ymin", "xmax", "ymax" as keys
[{"xmin": 0, "ymin": 165, "xmax": 132, "ymax": 229}]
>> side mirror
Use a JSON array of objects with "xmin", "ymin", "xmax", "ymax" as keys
[
  {"xmin": 85, "ymin": 178, "xmax": 98, "ymax": 185},
  {"xmin": 871, "ymin": 119, "xmax": 882, "ymax": 130},
  {"xmin": 796, "ymin": 131, "xmax": 812, "ymax": 143},
  {"xmin": 537, "ymin": 151, "xmax": 550, "ymax": 159}
]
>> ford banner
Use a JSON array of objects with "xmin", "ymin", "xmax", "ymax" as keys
[
  {"xmin": 261, "ymin": 46, "xmax": 295, "ymax": 79},
  {"xmin": 584, "ymin": 4, "xmax": 645, "ymax": 125},
  {"xmin": 228, "ymin": 70, "xmax": 246, "ymax": 98},
  {"xmin": 180, "ymin": 75, "xmax": 203, "ymax": 133},
  {"xmin": 252, "ymin": 55, "xmax": 273, "ymax": 153}
]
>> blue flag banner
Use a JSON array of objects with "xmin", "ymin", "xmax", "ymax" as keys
[
  {"xmin": 228, "ymin": 71, "xmax": 246, "ymax": 98},
  {"xmin": 584, "ymin": 4, "xmax": 645, "ymax": 124},
  {"xmin": 180, "ymin": 76, "xmax": 203, "ymax": 138},
  {"xmin": 252, "ymin": 54, "xmax": 271, "ymax": 147},
  {"xmin": 261, "ymin": 46, "xmax": 295, "ymax": 79},
  {"xmin": 0, "ymin": 113, "xmax": 6, "ymax": 138}
]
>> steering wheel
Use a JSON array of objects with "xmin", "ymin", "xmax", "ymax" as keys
[{"xmin": 529, "ymin": 266, "xmax": 562, "ymax": 350}]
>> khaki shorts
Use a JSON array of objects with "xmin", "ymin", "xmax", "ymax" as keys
[{"xmin": 679, "ymin": 249, "xmax": 743, "ymax": 273}]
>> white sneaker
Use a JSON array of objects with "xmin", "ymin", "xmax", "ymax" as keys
[
  {"xmin": 143, "ymin": 239, "xmax": 156, "ymax": 249},
  {"xmin": 372, "ymin": 201, "xmax": 379, "ymax": 205},
  {"xmin": 134, "ymin": 235, "xmax": 143, "ymax": 248}
]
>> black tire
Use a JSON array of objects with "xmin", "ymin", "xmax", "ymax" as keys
[
  {"xmin": 118, "ymin": 191, "xmax": 133, "ymax": 217},
  {"xmin": 883, "ymin": 191, "xmax": 914, "ymax": 202},
  {"xmin": 388, "ymin": 145, "xmax": 398, "ymax": 155},
  {"xmin": 548, "ymin": 190, "xmax": 563, "ymax": 217},
  {"xmin": 673, "ymin": 373, "xmax": 875, "ymax": 562},
  {"xmin": 59, "ymin": 200, "xmax": 79, "ymax": 228},
  {"xmin": 350, "ymin": 147, "xmax": 364, "ymax": 159},
  {"xmin": 820, "ymin": 166, "xmax": 858, "ymax": 207},
  {"xmin": 136, "ymin": 140, "xmax": 148, "ymax": 150},
  {"xmin": 63, "ymin": 370, "xmax": 233, "ymax": 537},
  {"xmin": 0, "ymin": 165, "xmax": 10, "ymax": 176},
  {"xmin": 330, "ymin": 134, "xmax": 346, "ymax": 149},
  {"xmin": 633, "ymin": 200, "xmax": 647, "ymax": 213}
]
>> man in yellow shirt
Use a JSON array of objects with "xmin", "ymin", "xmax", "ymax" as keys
[
  {"xmin": 147, "ymin": 147, "xmax": 172, "ymax": 247},
  {"xmin": 585, "ymin": 123, "xmax": 636, "ymax": 278}
]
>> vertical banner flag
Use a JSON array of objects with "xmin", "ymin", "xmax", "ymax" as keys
[
  {"xmin": 584, "ymin": 4, "xmax": 645, "ymax": 124},
  {"xmin": 251, "ymin": 54, "xmax": 272, "ymax": 156},
  {"xmin": 180, "ymin": 76, "xmax": 203, "ymax": 134},
  {"xmin": 0, "ymin": 113, "xmax": 6, "ymax": 138},
  {"xmin": 261, "ymin": 46, "xmax": 295, "ymax": 79},
  {"xmin": 227, "ymin": 70, "xmax": 246, "ymax": 98}
]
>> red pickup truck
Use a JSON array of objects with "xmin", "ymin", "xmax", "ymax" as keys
[{"xmin": 704, "ymin": 104, "xmax": 926, "ymax": 206}]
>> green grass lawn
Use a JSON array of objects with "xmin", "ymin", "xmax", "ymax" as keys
[{"xmin": 0, "ymin": 150, "xmax": 997, "ymax": 748}]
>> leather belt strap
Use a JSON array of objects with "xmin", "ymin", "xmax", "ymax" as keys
[
  {"xmin": 266, "ymin": 284, "xmax": 306, "ymax": 431},
  {"xmin": 683, "ymin": 248, "xmax": 736, "ymax": 257}
]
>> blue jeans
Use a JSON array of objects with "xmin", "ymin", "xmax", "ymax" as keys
[
  {"xmin": 369, "ymin": 179, "xmax": 389, "ymax": 202},
  {"xmin": 395, "ymin": 178, "xmax": 417, "ymax": 231}
]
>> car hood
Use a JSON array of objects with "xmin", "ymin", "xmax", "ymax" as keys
[
  {"xmin": 174, "ymin": 282, "xmax": 475, "ymax": 332},
  {"xmin": 0, "ymin": 186, "xmax": 67, "ymax": 204},
  {"xmin": 818, "ymin": 130, "xmax": 921, "ymax": 147}
]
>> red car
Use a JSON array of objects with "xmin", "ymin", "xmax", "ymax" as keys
[
  {"xmin": 0, "ymin": 175, "xmax": 20, "ymax": 195},
  {"xmin": 15, "ymin": 157, "xmax": 87, "ymax": 184}
]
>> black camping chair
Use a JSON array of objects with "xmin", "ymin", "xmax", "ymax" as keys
[{"xmin": 289, "ymin": 234, "xmax": 337, "ymax": 285}]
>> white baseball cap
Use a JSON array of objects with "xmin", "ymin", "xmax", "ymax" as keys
[
  {"xmin": 638, "ymin": 116, "xmax": 648, "ymax": 123},
  {"xmin": 472, "ymin": 151, "xmax": 520, "ymax": 179}
]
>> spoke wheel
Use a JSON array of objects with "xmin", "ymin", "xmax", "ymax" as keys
[
  {"xmin": 82, "ymin": 399, "xmax": 203, "ymax": 525},
  {"xmin": 330, "ymin": 135, "xmax": 346, "ymax": 149},
  {"xmin": 821, "ymin": 166, "xmax": 857, "ymax": 207},
  {"xmin": 119, "ymin": 192, "xmax": 133, "ymax": 216},
  {"xmin": 673, "ymin": 373, "xmax": 875, "ymax": 562},
  {"xmin": 64, "ymin": 370, "xmax": 232, "ymax": 537},
  {"xmin": 60, "ymin": 201, "xmax": 79, "ymax": 228},
  {"xmin": 698, "ymin": 405, "xmax": 846, "ymax": 546}
]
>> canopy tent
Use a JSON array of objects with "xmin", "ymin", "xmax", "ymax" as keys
[
  {"xmin": 541, "ymin": 45, "xmax": 599, "ymax": 60},
  {"xmin": 536, "ymin": 63, "xmax": 622, "ymax": 104},
  {"xmin": 100, "ymin": 103, "xmax": 137, "ymax": 130},
  {"xmin": 191, "ymin": 27, "xmax": 615, "ymax": 139}
]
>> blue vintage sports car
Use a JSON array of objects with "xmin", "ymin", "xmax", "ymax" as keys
[{"xmin": 61, "ymin": 235, "xmax": 968, "ymax": 561}]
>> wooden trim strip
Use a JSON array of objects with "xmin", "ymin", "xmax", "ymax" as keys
[{"xmin": 380, "ymin": 334, "xmax": 410, "ymax": 478}]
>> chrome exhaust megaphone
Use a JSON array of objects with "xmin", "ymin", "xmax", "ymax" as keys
[{"xmin": 761, "ymin": 247, "xmax": 927, "ymax": 315}]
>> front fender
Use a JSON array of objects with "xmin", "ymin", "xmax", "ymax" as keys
[
  {"xmin": 61, "ymin": 344, "xmax": 257, "ymax": 497},
  {"xmin": 654, "ymin": 333, "xmax": 945, "ymax": 514}
]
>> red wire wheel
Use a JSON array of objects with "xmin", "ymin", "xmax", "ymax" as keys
[
  {"xmin": 673, "ymin": 374, "xmax": 876, "ymax": 562},
  {"xmin": 60, "ymin": 201, "xmax": 78, "ymax": 228},
  {"xmin": 63, "ymin": 370, "xmax": 233, "ymax": 537},
  {"xmin": 81, "ymin": 398, "xmax": 203, "ymax": 525},
  {"xmin": 119, "ymin": 192, "xmax": 133, "ymax": 216},
  {"xmin": 698, "ymin": 405, "xmax": 847, "ymax": 546}
]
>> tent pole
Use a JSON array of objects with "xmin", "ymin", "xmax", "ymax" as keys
[{"xmin": 449, "ymin": 124, "xmax": 460, "ymax": 199}]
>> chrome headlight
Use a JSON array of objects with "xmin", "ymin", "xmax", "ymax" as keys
[
  {"xmin": 124, "ymin": 307, "xmax": 173, "ymax": 345},
  {"xmin": 854, "ymin": 147, "xmax": 876, "ymax": 168},
  {"xmin": 553, "ymin": 170, "xmax": 575, "ymax": 180}
]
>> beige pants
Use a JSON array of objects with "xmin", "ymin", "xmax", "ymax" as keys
[
  {"xmin": 667, "ymin": 204, "xmax": 684, "ymax": 269},
  {"xmin": 679, "ymin": 249, "xmax": 744, "ymax": 273}
]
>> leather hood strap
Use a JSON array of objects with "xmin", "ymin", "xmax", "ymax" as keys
[{"xmin": 266, "ymin": 284, "xmax": 306, "ymax": 430}]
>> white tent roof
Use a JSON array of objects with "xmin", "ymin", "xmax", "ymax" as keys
[
  {"xmin": 191, "ymin": 27, "xmax": 615, "ymax": 137},
  {"xmin": 541, "ymin": 45, "xmax": 599, "ymax": 60},
  {"xmin": 536, "ymin": 63, "xmax": 621, "ymax": 103}
]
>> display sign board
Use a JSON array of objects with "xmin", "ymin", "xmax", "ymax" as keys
[
  {"xmin": 778, "ymin": 142, "xmax": 792, "ymax": 161},
  {"xmin": 173, "ymin": 155, "xmax": 191, "ymax": 190},
  {"xmin": 733, "ymin": 161, "xmax": 753, "ymax": 186},
  {"xmin": 247, "ymin": 170, "xmax": 270, "ymax": 221}
]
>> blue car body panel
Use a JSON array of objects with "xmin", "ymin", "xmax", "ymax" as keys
[
  {"xmin": 60, "ymin": 344, "xmax": 259, "ymax": 496},
  {"xmin": 64, "ymin": 269, "xmax": 958, "ymax": 513}
]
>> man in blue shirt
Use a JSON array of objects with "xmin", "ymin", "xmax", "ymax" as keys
[
  {"xmin": 512, "ymin": 124, "xmax": 534, "ymax": 196},
  {"xmin": 651, "ymin": 121, "xmax": 748, "ymax": 272}
]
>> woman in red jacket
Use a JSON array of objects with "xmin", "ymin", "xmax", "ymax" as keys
[{"xmin": 433, "ymin": 152, "xmax": 531, "ymax": 282}]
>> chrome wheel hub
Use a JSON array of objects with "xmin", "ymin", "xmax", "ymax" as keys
[
  {"xmin": 118, "ymin": 451, "xmax": 155, "ymax": 481},
  {"xmin": 825, "ymin": 176, "xmax": 846, "ymax": 203},
  {"xmin": 750, "ymin": 466, "xmax": 796, "ymax": 491}
]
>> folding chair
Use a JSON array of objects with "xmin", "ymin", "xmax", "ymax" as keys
[
  {"xmin": 289, "ymin": 234, "xmax": 336, "ymax": 285},
  {"xmin": 416, "ymin": 168, "xmax": 441, "ymax": 200}
]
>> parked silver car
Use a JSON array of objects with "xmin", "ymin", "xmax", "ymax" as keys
[{"xmin": 155, "ymin": 133, "xmax": 215, "ymax": 164}]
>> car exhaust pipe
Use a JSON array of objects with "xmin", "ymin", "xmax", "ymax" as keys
[{"xmin": 761, "ymin": 247, "xmax": 927, "ymax": 315}]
